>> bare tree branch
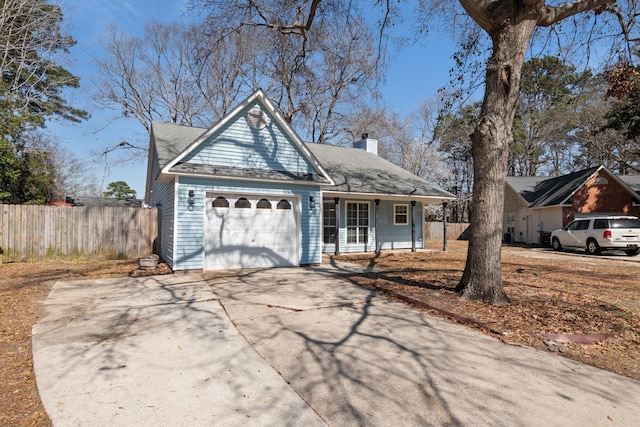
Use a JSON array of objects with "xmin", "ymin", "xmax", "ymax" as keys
[{"xmin": 538, "ymin": 0, "xmax": 613, "ymax": 27}]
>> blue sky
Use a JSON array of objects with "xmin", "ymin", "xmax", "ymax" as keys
[{"xmin": 50, "ymin": 0, "xmax": 458, "ymax": 197}]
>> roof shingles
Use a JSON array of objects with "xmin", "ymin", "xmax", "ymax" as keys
[
  {"xmin": 305, "ymin": 143, "xmax": 454, "ymax": 199},
  {"xmin": 151, "ymin": 121, "xmax": 454, "ymax": 200},
  {"xmin": 507, "ymin": 166, "xmax": 640, "ymax": 207}
]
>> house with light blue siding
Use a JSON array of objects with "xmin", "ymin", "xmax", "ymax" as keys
[{"xmin": 144, "ymin": 90, "xmax": 454, "ymax": 271}]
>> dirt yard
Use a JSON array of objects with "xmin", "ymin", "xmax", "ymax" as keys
[{"xmin": 1, "ymin": 242, "xmax": 639, "ymax": 426}]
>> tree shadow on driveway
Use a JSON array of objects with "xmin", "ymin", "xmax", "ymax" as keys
[
  {"xmin": 208, "ymin": 266, "xmax": 640, "ymax": 427},
  {"xmin": 32, "ymin": 273, "xmax": 324, "ymax": 426}
]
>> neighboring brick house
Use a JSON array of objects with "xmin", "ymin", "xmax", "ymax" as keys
[{"xmin": 504, "ymin": 166, "xmax": 640, "ymax": 245}]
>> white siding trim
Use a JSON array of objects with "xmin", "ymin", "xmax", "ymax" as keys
[
  {"xmin": 173, "ymin": 177, "xmax": 180, "ymax": 270},
  {"xmin": 322, "ymin": 191, "xmax": 453, "ymax": 203},
  {"xmin": 164, "ymin": 171, "xmax": 332, "ymax": 187}
]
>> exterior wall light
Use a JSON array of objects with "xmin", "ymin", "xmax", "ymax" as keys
[
  {"xmin": 309, "ymin": 196, "xmax": 315, "ymax": 210},
  {"xmin": 188, "ymin": 190, "xmax": 195, "ymax": 211}
]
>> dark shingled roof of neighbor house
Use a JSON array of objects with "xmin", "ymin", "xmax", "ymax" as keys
[
  {"xmin": 506, "ymin": 167, "xmax": 600, "ymax": 207},
  {"xmin": 620, "ymin": 175, "xmax": 640, "ymax": 194}
]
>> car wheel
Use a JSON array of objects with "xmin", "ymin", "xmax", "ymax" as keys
[
  {"xmin": 625, "ymin": 248, "xmax": 640, "ymax": 256},
  {"xmin": 552, "ymin": 237, "xmax": 562, "ymax": 251},
  {"xmin": 586, "ymin": 239, "xmax": 601, "ymax": 255}
]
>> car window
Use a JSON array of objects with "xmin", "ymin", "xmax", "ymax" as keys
[
  {"xmin": 566, "ymin": 221, "xmax": 579, "ymax": 231},
  {"xmin": 576, "ymin": 220, "xmax": 590, "ymax": 230},
  {"xmin": 611, "ymin": 219, "xmax": 640, "ymax": 228},
  {"xmin": 593, "ymin": 219, "xmax": 609, "ymax": 229}
]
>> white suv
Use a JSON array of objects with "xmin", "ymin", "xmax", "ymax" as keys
[{"xmin": 551, "ymin": 216, "xmax": 640, "ymax": 256}]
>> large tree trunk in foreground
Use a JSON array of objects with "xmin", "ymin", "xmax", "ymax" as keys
[
  {"xmin": 455, "ymin": 11, "xmax": 537, "ymax": 305},
  {"xmin": 455, "ymin": 0, "xmax": 611, "ymax": 305}
]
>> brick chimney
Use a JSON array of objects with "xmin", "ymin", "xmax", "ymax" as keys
[{"xmin": 353, "ymin": 133, "xmax": 378, "ymax": 155}]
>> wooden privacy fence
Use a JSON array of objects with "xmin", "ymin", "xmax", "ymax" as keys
[
  {"xmin": 0, "ymin": 204, "xmax": 158, "ymax": 261},
  {"xmin": 424, "ymin": 222, "xmax": 470, "ymax": 241}
]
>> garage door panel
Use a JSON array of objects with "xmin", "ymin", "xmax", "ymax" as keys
[{"xmin": 204, "ymin": 194, "xmax": 299, "ymax": 270}]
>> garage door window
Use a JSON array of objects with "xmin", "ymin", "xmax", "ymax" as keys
[
  {"xmin": 277, "ymin": 199, "xmax": 292, "ymax": 209},
  {"xmin": 212, "ymin": 196, "xmax": 229, "ymax": 208},
  {"xmin": 257, "ymin": 198, "xmax": 272, "ymax": 209},
  {"xmin": 235, "ymin": 197, "xmax": 251, "ymax": 208}
]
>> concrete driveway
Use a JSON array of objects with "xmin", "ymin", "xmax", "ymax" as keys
[{"xmin": 34, "ymin": 261, "xmax": 640, "ymax": 426}]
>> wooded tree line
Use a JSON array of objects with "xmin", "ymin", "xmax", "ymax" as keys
[
  {"xmin": 438, "ymin": 56, "xmax": 640, "ymax": 221},
  {"xmin": 0, "ymin": 0, "xmax": 96, "ymax": 204}
]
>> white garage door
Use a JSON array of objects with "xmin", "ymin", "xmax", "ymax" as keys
[{"xmin": 204, "ymin": 194, "xmax": 300, "ymax": 270}]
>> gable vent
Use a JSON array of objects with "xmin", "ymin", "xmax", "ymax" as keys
[{"xmin": 247, "ymin": 108, "xmax": 268, "ymax": 130}]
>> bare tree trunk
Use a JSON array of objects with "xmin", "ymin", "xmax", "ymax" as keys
[{"xmin": 455, "ymin": 21, "xmax": 536, "ymax": 305}]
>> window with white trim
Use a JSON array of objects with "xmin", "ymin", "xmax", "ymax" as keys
[
  {"xmin": 394, "ymin": 204, "xmax": 408, "ymax": 225},
  {"xmin": 323, "ymin": 201, "xmax": 336, "ymax": 244},
  {"xmin": 346, "ymin": 202, "xmax": 369, "ymax": 244}
]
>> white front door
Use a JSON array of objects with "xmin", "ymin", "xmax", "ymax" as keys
[{"xmin": 204, "ymin": 194, "xmax": 299, "ymax": 270}]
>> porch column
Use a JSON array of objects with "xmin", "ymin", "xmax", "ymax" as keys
[
  {"xmin": 411, "ymin": 200, "xmax": 416, "ymax": 252},
  {"xmin": 334, "ymin": 197, "xmax": 340, "ymax": 256},
  {"xmin": 374, "ymin": 199, "xmax": 380, "ymax": 254},
  {"xmin": 443, "ymin": 202, "xmax": 448, "ymax": 252}
]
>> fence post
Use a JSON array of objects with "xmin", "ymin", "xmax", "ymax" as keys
[{"xmin": 443, "ymin": 202, "xmax": 448, "ymax": 252}]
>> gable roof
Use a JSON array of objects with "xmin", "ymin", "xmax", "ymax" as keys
[
  {"xmin": 506, "ymin": 166, "xmax": 640, "ymax": 207},
  {"xmin": 620, "ymin": 175, "xmax": 640, "ymax": 194},
  {"xmin": 148, "ymin": 90, "xmax": 453, "ymax": 200},
  {"xmin": 156, "ymin": 90, "xmax": 332, "ymax": 185},
  {"xmin": 506, "ymin": 167, "xmax": 600, "ymax": 207},
  {"xmin": 151, "ymin": 121, "xmax": 332, "ymax": 184},
  {"xmin": 306, "ymin": 143, "xmax": 455, "ymax": 201},
  {"xmin": 152, "ymin": 122, "xmax": 207, "ymax": 172}
]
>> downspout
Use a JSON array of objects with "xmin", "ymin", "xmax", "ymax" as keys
[
  {"xmin": 411, "ymin": 200, "xmax": 416, "ymax": 252},
  {"xmin": 375, "ymin": 199, "xmax": 380, "ymax": 254},
  {"xmin": 334, "ymin": 197, "xmax": 340, "ymax": 256}
]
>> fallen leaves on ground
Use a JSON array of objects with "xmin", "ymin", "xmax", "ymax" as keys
[
  {"xmin": 333, "ymin": 240, "xmax": 640, "ymax": 381},
  {"xmin": 0, "ymin": 259, "xmax": 171, "ymax": 427},
  {"xmin": 2, "ymin": 244, "xmax": 639, "ymax": 426}
]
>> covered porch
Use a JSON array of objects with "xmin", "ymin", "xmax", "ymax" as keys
[{"xmin": 320, "ymin": 193, "xmax": 451, "ymax": 255}]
